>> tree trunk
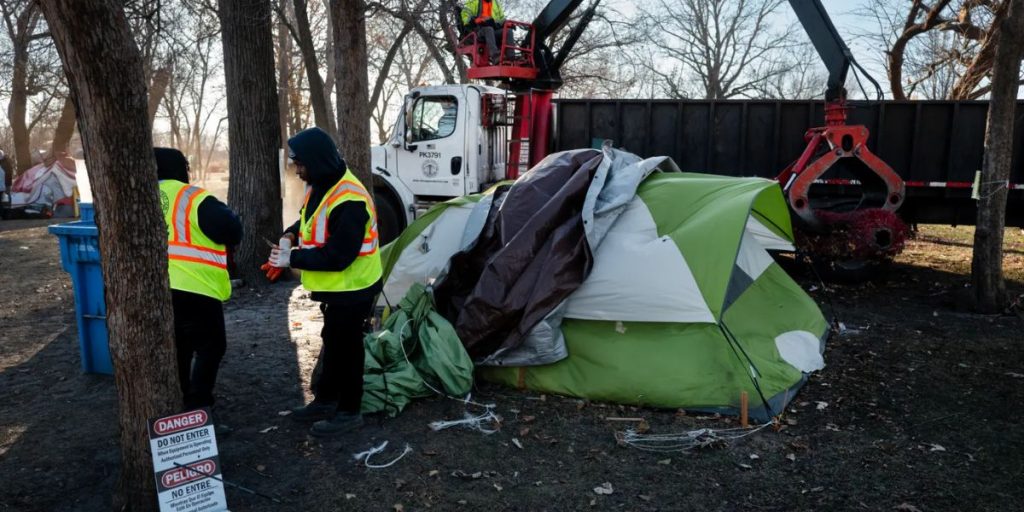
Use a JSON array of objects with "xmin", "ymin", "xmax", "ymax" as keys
[
  {"xmin": 8, "ymin": 41, "xmax": 33, "ymax": 173},
  {"xmin": 51, "ymin": 95, "xmax": 77, "ymax": 155},
  {"xmin": 38, "ymin": 1, "xmax": 181, "ymax": 510},
  {"xmin": 293, "ymin": 0, "xmax": 339, "ymax": 140},
  {"xmin": 278, "ymin": 6, "xmax": 292, "ymax": 151},
  {"xmin": 147, "ymin": 64, "xmax": 173, "ymax": 125},
  {"xmin": 330, "ymin": 0, "xmax": 372, "ymax": 185},
  {"xmin": 971, "ymin": 0, "xmax": 1024, "ymax": 313},
  {"xmin": 219, "ymin": 0, "xmax": 283, "ymax": 285}
]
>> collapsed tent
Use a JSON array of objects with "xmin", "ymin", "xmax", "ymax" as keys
[
  {"xmin": 9, "ymin": 159, "xmax": 78, "ymax": 216},
  {"xmin": 362, "ymin": 283, "xmax": 474, "ymax": 415},
  {"xmin": 380, "ymin": 148, "xmax": 829, "ymax": 421}
]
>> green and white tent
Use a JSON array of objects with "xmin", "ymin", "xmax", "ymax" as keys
[{"xmin": 379, "ymin": 149, "xmax": 829, "ymax": 421}]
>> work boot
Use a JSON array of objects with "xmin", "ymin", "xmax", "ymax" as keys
[
  {"xmin": 310, "ymin": 411, "xmax": 363, "ymax": 437},
  {"xmin": 290, "ymin": 401, "xmax": 338, "ymax": 423}
]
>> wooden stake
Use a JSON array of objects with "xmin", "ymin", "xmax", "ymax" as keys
[{"xmin": 740, "ymin": 391, "xmax": 749, "ymax": 428}]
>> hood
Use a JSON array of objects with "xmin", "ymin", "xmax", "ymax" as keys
[
  {"xmin": 288, "ymin": 127, "xmax": 346, "ymax": 188},
  {"xmin": 154, "ymin": 147, "xmax": 190, "ymax": 183}
]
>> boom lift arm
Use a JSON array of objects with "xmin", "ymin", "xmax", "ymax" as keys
[{"xmin": 779, "ymin": 0, "xmax": 904, "ymax": 238}]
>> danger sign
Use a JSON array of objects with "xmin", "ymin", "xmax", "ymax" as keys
[{"xmin": 148, "ymin": 408, "xmax": 228, "ymax": 512}]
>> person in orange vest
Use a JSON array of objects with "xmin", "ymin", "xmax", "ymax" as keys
[
  {"xmin": 263, "ymin": 127, "xmax": 382, "ymax": 437},
  {"xmin": 156, "ymin": 148, "xmax": 242, "ymax": 419},
  {"xmin": 461, "ymin": 0, "xmax": 513, "ymax": 65}
]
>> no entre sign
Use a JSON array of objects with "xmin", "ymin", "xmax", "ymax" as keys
[{"xmin": 148, "ymin": 408, "xmax": 228, "ymax": 512}]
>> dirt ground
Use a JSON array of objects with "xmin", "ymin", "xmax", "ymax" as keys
[{"xmin": 1, "ymin": 221, "xmax": 1022, "ymax": 512}]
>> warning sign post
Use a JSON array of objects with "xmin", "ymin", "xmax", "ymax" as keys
[{"xmin": 148, "ymin": 408, "xmax": 228, "ymax": 512}]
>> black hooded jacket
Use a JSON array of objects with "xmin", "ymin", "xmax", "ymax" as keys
[
  {"xmin": 154, "ymin": 148, "xmax": 242, "ymax": 247},
  {"xmin": 284, "ymin": 127, "xmax": 382, "ymax": 304}
]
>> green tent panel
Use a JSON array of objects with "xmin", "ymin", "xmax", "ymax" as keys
[{"xmin": 378, "ymin": 153, "xmax": 828, "ymax": 421}]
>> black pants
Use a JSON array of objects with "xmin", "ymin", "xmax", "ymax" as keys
[
  {"xmin": 311, "ymin": 300, "xmax": 374, "ymax": 414},
  {"xmin": 171, "ymin": 290, "xmax": 226, "ymax": 410},
  {"xmin": 477, "ymin": 25, "xmax": 514, "ymax": 63}
]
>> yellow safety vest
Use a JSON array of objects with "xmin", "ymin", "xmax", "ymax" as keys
[
  {"xmin": 298, "ymin": 170, "xmax": 383, "ymax": 292},
  {"xmin": 461, "ymin": 0, "xmax": 505, "ymax": 25},
  {"xmin": 159, "ymin": 180, "xmax": 231, "ymax": 301}
]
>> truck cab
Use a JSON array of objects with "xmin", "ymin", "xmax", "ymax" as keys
[{"xmin": 371, "ymin": 84, "xmax": 510, "ymax": 244}]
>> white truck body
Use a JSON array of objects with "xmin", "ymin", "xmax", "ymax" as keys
[{"xmin": 370, "ymin": 84, "xmax": 510, "ymax": 240}]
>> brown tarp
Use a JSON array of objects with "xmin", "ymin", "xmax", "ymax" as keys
[{"xmin": 433, "ymin": 150, "xmax": 603, "ymax": 360}]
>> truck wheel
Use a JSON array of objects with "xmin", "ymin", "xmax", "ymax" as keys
[{"xmin": 375, "ymin": 191, "xmax": 403, "ymax": 247}]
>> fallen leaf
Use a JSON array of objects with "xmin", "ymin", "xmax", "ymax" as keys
[
  {"xmin": 256, "ymin": 465, "xmax": 266, "ymax": 472},
  {"xmin": 519, "ymin": 427, "xmax": 531, "ymax": 437},
  {"xmin": 534, "ymin": 481, "xmax": 543, "ymax": 486},
  {"xmin": 894, "ymin": 504, "xmax": 922, "ymax": 512},
  {"xmin": 1006, "ymin": 372, "xmax": 1024, "ymax": 379},
  {"xmin": 512, "ymin": 438, "xmax": 524, "ymax": 449},
  {"xmin": 345, "ymin": 494, "xmax": 356, "ymax": 500},
  {"xmin": 258, "ymin": 426, "xmax": 278, "ymax": 434},
  {"xmin": 458, "ymin": 500, "xmax": 467, "ymax": 505},
  {"xmin": 493, "ymin": 483, "xmax": 503, "ymax": 492},
  {"xmin": 428, "ymin": 470, "xmax": 440, "ymax": 477},
  {"xmin": 929, "ymin": 444, "xmax": 946, "ymax": 452},
  {"xmin": 589, "ymin": 498, "xmax": 597, "ymax": 507},
  {"xmin": 393, "ymin": 505, "xmax": 404, "ymax": 512},
  {"xmin": 657, "ymin": 459, "xmax": 671, "ymax": 465},
  {"xmin": 277, "ymin": 410, "xmax": 292, "ymax": 416},
  {"xmin": 522, "ymin": 415, "xmax": 536, "ymax": 423},
  {"xmin": 816, "ymin": 401, "xmax": 829, "ymax": 410},
  {"xmin": 786, "ymin": 418, "xmax": 798, "ymax": 426},
  {"xmin": 638, "ymin": 494, "xmax": 652, "ymax": 502},
  {"xmin": 593, "ymin": 482, "xmax": 614, "ymax": 495},
  {"xmin": 636, "ymin": 420, "xmax": 651, "ymax": 434},
  {"xmin": 749, "ymin": 454, "xmax": 760, "ymax": 460},
  {"xmin": 786, "ymin": 453, "xmax": 797, "ymax": 462},
  {"xmin": 825, "ymin": 423, "xmax": 841, "ymax": 432}
]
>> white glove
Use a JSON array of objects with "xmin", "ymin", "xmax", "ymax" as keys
[{"xmin": 270, "ymin": 237, "xmax": 292, "ymax": 268}]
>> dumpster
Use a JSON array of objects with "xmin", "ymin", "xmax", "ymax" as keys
[{"xmin": 49, "ymin": 203, "xmax": 113, "ymax": 375}]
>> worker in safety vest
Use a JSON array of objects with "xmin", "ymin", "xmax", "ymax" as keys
[
  {"xmin": 156, "ymin": 148, "xmax": 242, "ymax": 416},
  {"xmin": 264, "ymin": 127, "xmax": 382, "ymax": 437},
  {"xmin": 461, "ymin": 0, "xmax": 514, "ymax": 65}
]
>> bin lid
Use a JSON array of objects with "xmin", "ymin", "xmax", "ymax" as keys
[{"xmin": 49, "ymin": 220, "xmax": 98, "ymax": 236}]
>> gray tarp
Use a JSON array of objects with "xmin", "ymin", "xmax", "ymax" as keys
[{"xmin": 433, "ymin": 147, "xmax": 680, "ymax": 366}]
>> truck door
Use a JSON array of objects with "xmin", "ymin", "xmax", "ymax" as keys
[{"xmin": 398, "ymin": 94, "xmax": 467, "ymax": 197}]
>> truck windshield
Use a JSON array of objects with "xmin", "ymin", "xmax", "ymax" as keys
[{"xmin": 410, "ymin": 96, "xmax": 458, "ymax": 142}]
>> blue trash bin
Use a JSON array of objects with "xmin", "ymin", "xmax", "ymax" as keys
[{"xmin": 49, "ymin": 203, "xmax": 113, "ymax": 375}]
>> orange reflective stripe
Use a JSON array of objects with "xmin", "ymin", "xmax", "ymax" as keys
[
  {"xmin": 183, "ymin": 187, "xmax": 203, "ymax": 243},
  {"xmin": 168, "ymin": 241, "xmax": 226, "ymax": 256},
  {"xmin": 170, "ymin": 185, "xmax": 189, "ymax": 241},
  {"xmin": 171, "ymin": 186, "xmax": 204, "ymax": 243},
  {"xmin": 167, "ymin": 243, "xmax": 228, "ymax": 269}
]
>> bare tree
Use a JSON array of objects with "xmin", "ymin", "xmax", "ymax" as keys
[
  {"xmin": 39, "ymin": 0, "xmax": 180, "ymax": 509},
  {"xmin": 859, "ymin": 0, "xmax": 1017, "ymax": 100},
  {"xmin": 1, "ymin": 0, "xmax": 61, "ymax": 173},
  {"xmin": 640, "ymin": 0, "xmax": 796, "ymax": 99},
  {"xmin": 219, "ymin": 0, "xmax": 283, "ymax": 284},
  {"xmin": 972, "ymin": 0, "xmax": 1024, "ymax": 312}
]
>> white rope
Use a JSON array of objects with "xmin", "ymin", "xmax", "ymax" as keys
[
  {"xmin": 617, "ymin": 423, "xmax": 772, "ymax": 453},
  {"xmin": 352, "ymin": 440, "xmax": 414, "ymax": 469},
  {"xmin": 428, "ymin": 409, "xmax": 502, "ymax": 434}
]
